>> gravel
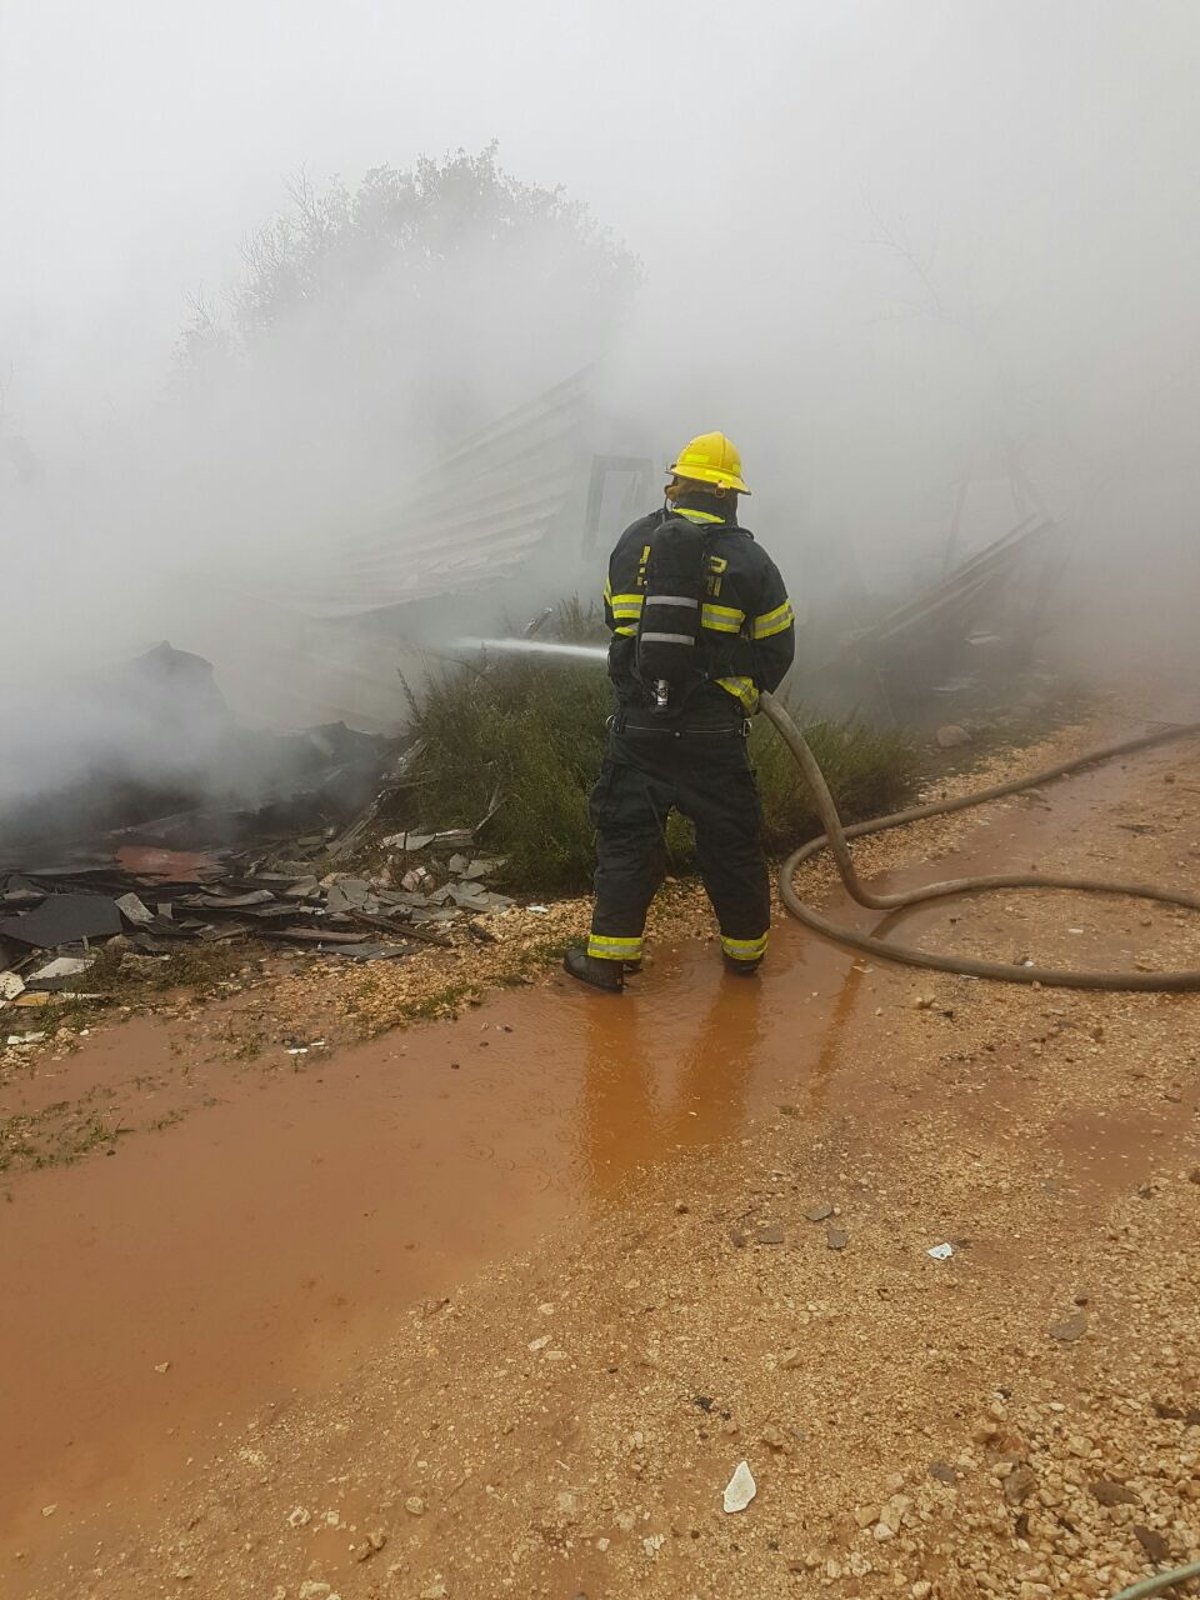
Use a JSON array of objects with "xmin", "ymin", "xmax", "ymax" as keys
[{"xmin": 19, "ymin": 714, "xmax": 1200, "ymax": 1600}]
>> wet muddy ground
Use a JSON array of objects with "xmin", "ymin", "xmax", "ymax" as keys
[{"xmin": 6, "ymin": 713, "xmax": 1200, "ymax": 1597}]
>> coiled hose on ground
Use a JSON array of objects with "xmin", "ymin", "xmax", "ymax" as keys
[
  {"xmin": 760, "ymin": 693, "xmax": 1200, "ymax": 992},
  {"xmin": 761, "ymin": 696, "xmax": 1200, "ymax": 1596}
]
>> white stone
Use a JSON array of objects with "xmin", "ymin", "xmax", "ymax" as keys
[{"xmin": 723, "ymin": 1460, "xmax": 757, "ymax": 1513}]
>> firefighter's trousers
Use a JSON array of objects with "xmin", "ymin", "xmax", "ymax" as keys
[{"xmin": 587, "ymin": 717, "xmax": 771, "ymax": 967}]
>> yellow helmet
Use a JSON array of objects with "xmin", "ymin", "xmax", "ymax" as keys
[{"xmin": 668, "ymin": 431, "xmax": 751, "ymax": 495}]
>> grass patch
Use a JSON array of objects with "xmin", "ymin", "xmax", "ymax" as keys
[
  {"xmin": 30, "ymin": 943, "xmax": 248, "ymax": 1037},
  {"xmin": 396, "ymin": 981, "xmax": 478, "ymax": 1023},
  {"xmin": 750, "ymin": 704, "xmax": 920, "ymax": 855},
  {"xmin": 0, "ymin": 1106, "xmax": 125, "ymax": 1173},
  {"xmin": 406, "ymin": 648, "xmax": 921, "ymax": 893},
  {"xmin": 408, "ymin": 656, "xmax": 612, "ymax": 892},
  {"xmin": 89, "ymin": 943, "xmax": 243, "ymax": 1000}
]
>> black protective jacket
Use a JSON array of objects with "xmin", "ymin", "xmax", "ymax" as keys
[{"xmin": 602, "ymin": 495, "xmax": 796, "ymax": 720}]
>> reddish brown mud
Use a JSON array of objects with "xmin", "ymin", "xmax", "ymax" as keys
[{"xmin": 3, "ymin": 725, "xmax": 1197, "ymax": 1594}]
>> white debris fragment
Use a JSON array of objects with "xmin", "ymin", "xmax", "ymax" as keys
[
  {"xmin": 382, "ymin": 831, "xmax": 435, "ymax": 852},
  {"xmin": 6, "ymin": 1031, "xmax": 46, "ymax": 1046},
  {"xmin": 927, "ymin": 1242, "xmax": 955, "ymax": 1261},
  {"xmin": 723, "ymin": 1460, "xmax": 757, "ymax": 1513},
  {"xmin": 115, "ymin": 892, "xmax": 154, "ymax": 925},
  {"xmin": 0, "ymin": 971, "xmax": 25, "ymax": 1002},
  {"xmin": 527, "ymin": 904, "xmax": 549, "ymax": 914},
  {"xmin": 29, "ymin": 956, "xmax": 94, "ymax": 982}
]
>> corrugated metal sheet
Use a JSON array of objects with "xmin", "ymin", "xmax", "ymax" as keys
[{"xmin": 275, "ymin": 368, "xmax": 594, "ymax": 619}]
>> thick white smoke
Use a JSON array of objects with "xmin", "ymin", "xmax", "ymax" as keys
[{"xmin": 3, "ymin": 0, "xmax": 1199, "ymax": 807}]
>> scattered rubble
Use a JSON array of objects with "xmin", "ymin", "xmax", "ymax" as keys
[
  {"xmin": 0, "ymin": 641, "xmax": 525, "ymax": 1015},
  {"xmin": 0, "ymin": 817, "xmax": 517, "ymax": 1023}
]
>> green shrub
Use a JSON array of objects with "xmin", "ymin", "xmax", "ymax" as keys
[
  {"xmin": 750, "ymin": 704, "xmax": 919, "ymax": 855},
  {"xmin": 409, "ymin": 656, "xmax": 611, "ymax": 892},
  {"xmin": 409, "ymin": 655, "xmax": 919, "ymax": 893}
]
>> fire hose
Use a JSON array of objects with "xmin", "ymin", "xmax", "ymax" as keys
[
  {"xmin": 759, "ymin": 692, "xmax": 1200, "ymax": 992},
  {"xmin": 1110, "ymin": 1567, "xmax": 1200, "ymax": 1600},
  {"xmin": 758, "ymin": 698, "xmax": 1200, "ymax": 1592}
]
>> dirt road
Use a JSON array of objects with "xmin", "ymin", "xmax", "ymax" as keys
[{"xmin": 6, "ymin": 714, "xmax": 1200, "ymax": 1599}]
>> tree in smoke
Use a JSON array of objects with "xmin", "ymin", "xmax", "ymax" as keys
[{"xmin": 176, "ymin": 146, "xmax": 639, "ymax": 458}]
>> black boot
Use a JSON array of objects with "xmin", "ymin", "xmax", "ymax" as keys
[
  {"xmin": 722, "ymin": 954, "xmax": 762, "ymax": 978},
  {"xmin": 563, "ymin": 948, "xmax": 625, "ymax": 992}
]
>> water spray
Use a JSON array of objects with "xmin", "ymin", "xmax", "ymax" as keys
[{"xmin": 452, "ymin": 637, "xmax": 609, "ymax": 664}]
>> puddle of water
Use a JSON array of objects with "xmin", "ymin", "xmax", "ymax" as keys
[
  {"xmin": 0, "ymin": 928, "xmax": 875, "ymax": 1552},
  {"xmin": 0, "ymin": 739, "xmax": 1184, "ymax": 1561}
]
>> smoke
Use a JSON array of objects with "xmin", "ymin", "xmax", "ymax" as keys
[{"xmin": 3, "ymin": 0, "xmax": 1200, "ymax": 810}]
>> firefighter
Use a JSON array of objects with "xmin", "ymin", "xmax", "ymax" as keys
[{"xmin": 564, "ymin": 432, "xmax": 796, "ymax": 993}]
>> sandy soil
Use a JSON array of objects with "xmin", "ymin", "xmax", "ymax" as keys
[{"xmin": 7, "ymin": 709, "xmax": 1200, "ymax": 1600}]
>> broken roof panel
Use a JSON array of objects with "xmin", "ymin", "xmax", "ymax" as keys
[
  {"xmin": 0, "ymin": 893, "xmax": 124, "ymax": 949},
  {"xmin": 268, "ymin": 368, "xmax": 594, "ymax": 619}
]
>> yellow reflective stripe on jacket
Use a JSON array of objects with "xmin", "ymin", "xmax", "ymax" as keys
[
  {"xmin": 701, "ymin": 602, "xmax": 745, "ymax": 634},
  {"xmin": 715, "ymin": 676, "xmax": 758, "ymax": 710},
  {"xmin": 721, "ymin": 932, "xmax": 769, "ymax": 961},
  {"xmin": 587, "ymin": 932, "xmax": 644, "ymax": 961},
  {"xmin": 752, "ymin": 599, "xmax": 795, "ymax": 639},
  {"xmin": 613, "ymin": 624, "xmax": 636, "ymax": 637},
  {"xmin": 673, "ymin": 506, "xmax": 726, "ymax": 524},
  {"xmin": 610, "ymin": 592, "xmax": 644, "ymax": 621},
  {"xmin": 603, "ymin": 577, "xmax": 613, "ymax": 604}
]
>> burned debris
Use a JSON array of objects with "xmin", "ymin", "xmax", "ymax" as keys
[
  {"xmin": 0, "ymin": 645, "xmax": 515, "ymax": 1028},
  {"xmin": 0, "ymin": 840, "xmax": 514, "ymax": 1032},
  {"xmin": 805, "ymin": 516, "xmax": 1064, "ymax": 723}
]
